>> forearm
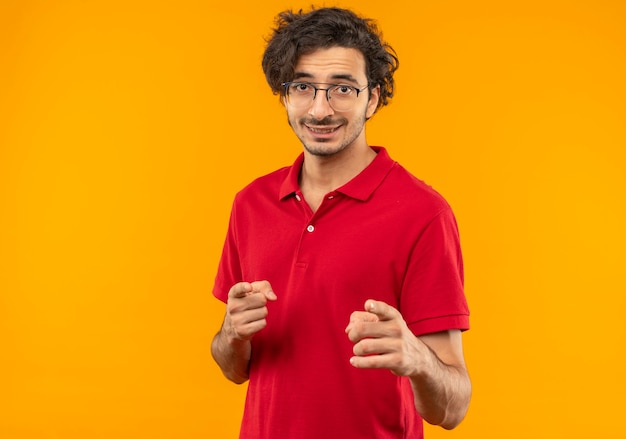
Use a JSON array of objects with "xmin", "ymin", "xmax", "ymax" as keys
[
  {"xmin": 211, "ymin": 281, "xmax": 276, "ymax": 384},
  {"xmin": 410, "ymin": 351, "xmax": 471, "ymax": 429},
  {"xmin": 211, "ymin": 328, "xmax": 252, "ymax": 384}
]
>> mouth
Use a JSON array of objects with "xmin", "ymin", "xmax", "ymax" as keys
[{"xmin": 305, "ymin": 124, "xmax": 341, "ymax": 136}]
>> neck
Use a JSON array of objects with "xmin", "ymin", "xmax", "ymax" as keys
[{"xmin": 299, "ymin": 143, "xmax": 376, "ymax": 211}]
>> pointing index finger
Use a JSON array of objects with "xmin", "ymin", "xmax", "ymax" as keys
[{"xmin": 364, "ymin": 299, "xmax": 396, "ymax": 321}]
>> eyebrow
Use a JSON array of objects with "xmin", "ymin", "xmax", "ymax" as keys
[{"xmin": 292, "ymin": 72, "xmax": 361, "ymax": 84}]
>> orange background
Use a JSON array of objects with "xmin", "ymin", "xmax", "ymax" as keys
[{"xmin": 1, "ymin": 1, "xmax": 625, "ymax": 438}]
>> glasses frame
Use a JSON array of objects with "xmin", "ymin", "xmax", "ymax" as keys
[{"xmin": 281, "ymin": 81, "xmax": 370, "ymax": 111}]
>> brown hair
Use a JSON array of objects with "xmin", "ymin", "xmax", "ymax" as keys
[{"xmin": 261, "ymin": 7, "xmax": 399, "ymax": 112}]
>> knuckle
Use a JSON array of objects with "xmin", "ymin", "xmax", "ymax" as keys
[
  {"xmin": 353, "ymin": 321, "xmax": 366, "ymax": 334},
  {"xmin": 347, "ymin": 326, "xmax": 364, "ymax": 343},
  {"xmin": 251, "ymin": 279, "xmax": 270, "ymax": 290},
  {"xmin": 390, "ymin": 324, "xmax": 403, "ymax": 338},
  {"xmin": 354, "ymin": 339, "xmax": 372, "ymax": 356},
  {"xmin": 360, "ymin": 339, "xmax": 371, "ymax": 354}
]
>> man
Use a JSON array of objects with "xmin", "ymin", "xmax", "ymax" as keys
[{"xmin": 211, "ymin": 7, "xmax": 471, "ymax": 439}]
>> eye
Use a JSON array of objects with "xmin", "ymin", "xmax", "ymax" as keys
[
  {"xmin": 332, "ymin": 85, "xmax": 355, "ymax": 96},
  {"xmin": 291, "ymin": 82, "xmax": 313, "ymax": 93}
]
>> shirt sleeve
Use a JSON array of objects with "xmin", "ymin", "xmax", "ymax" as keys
[
  {"xmin": 212, "ymin": 201, "xmax": 242, "ymax": 303},
  {"xmin": 401, "ymin": 206, "xmax": 470, "ymax": 336}
]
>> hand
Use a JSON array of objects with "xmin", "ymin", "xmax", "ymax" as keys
[
  {"xmin": 345, "ymin": 300, "xmax": 430, "ymax": 376},
  {"xmin": 223, "ymin": 280, "xmax": 277, "ymax": 342}
]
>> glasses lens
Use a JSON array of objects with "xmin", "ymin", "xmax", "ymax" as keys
[
  {"xmin": 285, "ymin": 83, "xmax": 362, "ymax": 112},
  {"xmin": 285, "ymin": 83, "xmax": 313, "ymax": 107},
  {"xmin": 328, "ymin": 85, "xmax": 357, "ymax": 112}
]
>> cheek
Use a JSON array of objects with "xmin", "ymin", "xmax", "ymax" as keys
[
  {"xmin": 286, "ymin": 106, "xmax": 303, "ymax": 124},
  {"xmin": 285, "ymin": 108, "xmax": 297, "ymax": 127}
]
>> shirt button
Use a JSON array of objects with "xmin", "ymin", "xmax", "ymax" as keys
[
  {"xmin": 295, "ymin": 194, "xmax": 301, "ymax": 201},
  {"xmin": 306, "ymin": 225, "xmax": 315, "ymax": 233}
]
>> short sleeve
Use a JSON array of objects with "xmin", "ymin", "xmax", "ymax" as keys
[
  {"xmin": 401, "ymin": 206, "xmax": 469, "ymax": 336},
  {"xmin": 212, "ymin": 201, "xmax": 243, "ymax": 303}
]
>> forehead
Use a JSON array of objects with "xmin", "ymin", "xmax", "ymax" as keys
[{"xmin": 293, "ymin": 47, "xmax": 367, "ymax": 83}]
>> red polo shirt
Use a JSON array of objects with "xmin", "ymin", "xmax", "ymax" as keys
[{"xmin": 214, "ymin": 147, "xmax": 469, "ymax": 439}]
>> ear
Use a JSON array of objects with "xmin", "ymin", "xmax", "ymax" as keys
[{"xmin": 365, "ymin": 84, "xmax": 380, "ymax": 119}]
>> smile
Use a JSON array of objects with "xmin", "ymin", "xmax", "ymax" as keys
[{"xmin": 306, "ymin": 125, "xmax": 340, "ymax": 134}]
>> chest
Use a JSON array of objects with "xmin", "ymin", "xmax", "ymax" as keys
[{"xmin": 234, "ymin": 193, "xmax": 423, "ymax": 306}]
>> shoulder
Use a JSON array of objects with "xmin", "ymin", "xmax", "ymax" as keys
[
  {"xmin": 235, "ymin": 165, "xmax": 291, "ymax": 202},
  {"xmin": 370, "ymin": 147, "xmax": 450, "ymax": 212},
  {"xmin": 384, "ymin": 162, "xmax": 452, "ymax": 215}
]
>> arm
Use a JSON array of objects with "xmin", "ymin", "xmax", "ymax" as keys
[
  {"xmin": 410, "ymin": 330, "xmax": 471, "ymax": 429},
  {"xmin": 211, "ymin": 280, "xmax": 277, "ymax": 384},
  {"xmin": 345, "ymin": 300, "xmax": 471, "ymax": 429}
]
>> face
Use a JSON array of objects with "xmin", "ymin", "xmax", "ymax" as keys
[{"xmin": 284, "ymin": 47, "xmax": 380, "ymax": 158}]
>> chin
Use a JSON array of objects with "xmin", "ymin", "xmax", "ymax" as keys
[{"xmin": 303, "ymin": 142, "xmax": 349, "ymax": 157}]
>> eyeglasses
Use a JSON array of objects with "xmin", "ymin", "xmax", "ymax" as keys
[{"xmin": 282, "ymin": 81, "xmax": 369, "ymax": 112}]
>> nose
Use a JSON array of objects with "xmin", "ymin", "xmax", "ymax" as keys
[{"xmin": 308, "ymin": 89, "xmax": 335, "ymax": 119}]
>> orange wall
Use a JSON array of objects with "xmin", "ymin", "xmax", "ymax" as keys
[{"xmin": 1, "ymin": 1, "xmax": 625, "ymax": 438}]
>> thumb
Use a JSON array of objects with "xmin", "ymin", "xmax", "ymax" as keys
[{"xmin": 250, "ymin": 280, "xmax": 277, "ymax": 301}]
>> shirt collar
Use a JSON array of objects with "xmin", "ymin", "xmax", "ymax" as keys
[{"xmin": 279, "ymin": 146, "xmax": 396, "ymax": 201}]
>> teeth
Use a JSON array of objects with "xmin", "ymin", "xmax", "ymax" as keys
[{"xmin": 309, "ymin": 127, "xmax": 337, "ymax": 133}]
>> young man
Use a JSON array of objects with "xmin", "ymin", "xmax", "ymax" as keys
[{"xmin": 211, "ymin": 7, "xmax": 471, "ymax": 438}]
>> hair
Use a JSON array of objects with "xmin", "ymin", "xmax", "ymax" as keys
[{"xmin": 261, "ymin": 7, "xmax": 399, "ymax": 112}]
